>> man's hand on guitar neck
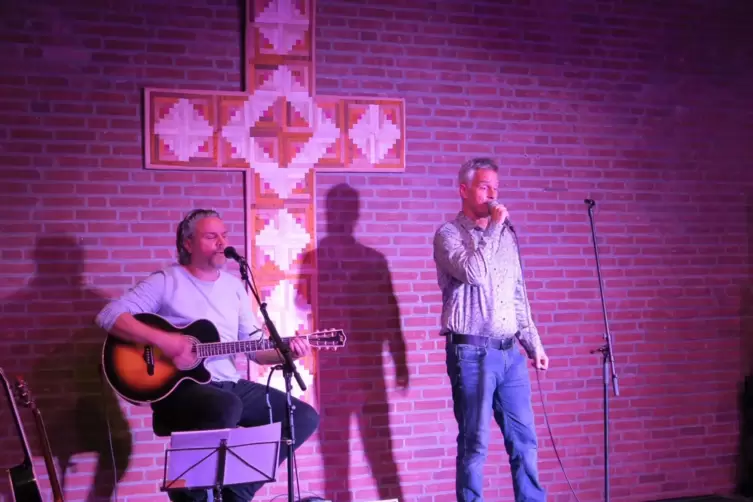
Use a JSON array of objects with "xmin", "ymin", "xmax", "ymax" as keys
[
  {"xmin": 289, "ymin": 336, "xmax": 311, "ymax": 359},
  {"xmin": 254, "ymin": 336, "xmax": 312, "ymax": 365},
  {"xmin": 158, "ymin": 334, "xmax": 196, "ymax": 369}
]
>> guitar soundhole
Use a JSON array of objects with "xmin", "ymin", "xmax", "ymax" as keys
[{"xmin": 173, "ymin": 336, "xmax": 202, "ymax": 371}]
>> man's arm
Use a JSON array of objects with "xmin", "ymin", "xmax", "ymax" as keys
[
  {"xmin": 237, "ymin": 283, "xmax": 308, "ymax": 366},
  {"xmin": 514, "ymin": 265, "xmax": 545, "ymax": 360},
  {"xmin": 95, "ymin": 271, "xmax": 173, "ymax": 348},
  {"xmin": 237, "ymin": 284, "xmax": 275, "ymax": 364},
  {"xmin": 237, "ymin": 282, "xmax": 262, "ymax": 342},
  {"xmin": 433, "ymin": 222, "xmax": 505, "ymax": 286}
]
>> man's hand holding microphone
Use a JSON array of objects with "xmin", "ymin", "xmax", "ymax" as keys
[{"xmin": 488, "ymin": 200, "xmax": 513, "ymax": 232}]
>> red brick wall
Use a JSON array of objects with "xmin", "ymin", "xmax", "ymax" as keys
[{"xmin": 2, "ymin": 0, "xmax": 753, "ymax": 501}]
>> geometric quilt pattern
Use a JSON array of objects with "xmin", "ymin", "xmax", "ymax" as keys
[{"xmin": 142, "ymin": 0, "xmax": 406, "ymax": 405}]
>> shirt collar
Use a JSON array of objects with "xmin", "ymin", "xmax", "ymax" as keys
[{"xmin": 455, "ymin": 212, "xmax": 484, "ymax": 232}]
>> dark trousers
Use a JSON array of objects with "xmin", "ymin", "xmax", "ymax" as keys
[{"xmin": 152, "ymin": 379, "xmax": 320, "ymax": 502}]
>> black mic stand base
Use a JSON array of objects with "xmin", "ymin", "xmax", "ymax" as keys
[{"xmin": 591, "ymin": 342, "xmax": 614, "ymax": 502}]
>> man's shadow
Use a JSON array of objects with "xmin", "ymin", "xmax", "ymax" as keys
[
  {"xmin": 297, "ymin": 183, "xmax": 409, "ymax": 501},
  {"xmin": 0, "ymin": 233, "xmax": 132, "ymax": 501}
]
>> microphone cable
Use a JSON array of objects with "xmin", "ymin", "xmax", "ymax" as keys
[{"xmin": 509, "ymin": 223, "xmax": 582, "ymax": 502}]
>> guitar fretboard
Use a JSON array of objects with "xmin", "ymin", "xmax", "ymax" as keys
[{"xmin": 196, "ymin": 338, "xmax": 288, "ymax": 358}]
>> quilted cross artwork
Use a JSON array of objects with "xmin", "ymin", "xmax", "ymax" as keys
[{"xmin": 142, "ymin": 0, "xmax": 406, "ymax": 402}]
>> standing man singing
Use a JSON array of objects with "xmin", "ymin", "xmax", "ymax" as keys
[{"xmin": 433, "ymin": 158, "xmax": 549, "ymax": 502}]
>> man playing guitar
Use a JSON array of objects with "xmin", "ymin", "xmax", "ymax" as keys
[{"xmin": 94, "ymin": 209, "xmax": 320, "ymax": 502}]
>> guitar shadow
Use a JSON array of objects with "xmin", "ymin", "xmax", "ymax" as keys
[
  {"xmin": 297, "ymin": 183, "xmax": 409, "ymax": 501},
  {"xmin": 0, "ymin": 233, "xmax": 132, "ymax": 501}
]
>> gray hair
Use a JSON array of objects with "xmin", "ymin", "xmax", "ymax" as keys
[
  {"xmin": 458, "ymin": 157, "xmax": 499, "ymax": 186},
  {"xmin": 175, "ymin": 209, "xmax": 221, "ymax": 265}
]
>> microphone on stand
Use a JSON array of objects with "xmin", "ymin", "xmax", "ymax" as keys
[
  {"xmin": 487, "ymin": 200, "xmax": 515, "ymax": 232},
  {"xmin": 223, "ymin": 246, "xmax": 247, "ymax": 264},
  {"xmin": 223, "ymin": 244, "xmax": 306, "ymax": 502}
]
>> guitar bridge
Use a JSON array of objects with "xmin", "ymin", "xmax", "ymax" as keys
[{"xmin": 143, "ymin": 346, "xmax": 155, "ymax": 376}]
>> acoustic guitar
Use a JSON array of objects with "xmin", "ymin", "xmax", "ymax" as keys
[
  {"xmin": 1, "ymin": 367, "xmax": 64, "ymax": 502},
  {"xmin": 14, "ymin": 377, "xmax": 65, "ymax": 502},
  {"xmin": 101, "ymin": 312, "xmax": 346, "ymax": 405}
]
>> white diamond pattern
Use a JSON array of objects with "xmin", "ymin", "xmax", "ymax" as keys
[
  {"xmin": 221, "ymin": 97, "xmax": 278, "ymax": 164},
  {"xmin": 348, "ymin": 104, "xmax": 401, "ymax": 164},
  {"xmin": 254, "ymin": 159, "xmax": 310, "ymax": 199},
  {"xmin": 288, "ymin": 106, "xmax": 340, "ymax": 169},
  {"xmin": 154, "ymin": 99, "xmax": 213, "ymax": 162},
  {"xmin": 256, "ymin": 0, "xmax": 309, "ymax": 55},
  {"xmin": 254, "ymin": 66, "xmax": 312, "ymax": 124},
  {"xmin": 266, "ymin": 279, "xmax": 311, "ymax": 338},
  {"xmin": 220, "ymin": 64, "xmax": 338, "ymax": 198},
  {"xmin": 255, "ymin": 209, "xmax": 310, "ymax": 272}
]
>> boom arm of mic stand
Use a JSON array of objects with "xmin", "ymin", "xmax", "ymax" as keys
[
  {"xmin": 237, "ymin": 259, "xmax": 307, "ymax": 392},
  {"xmin": 585, "ymin": 200, "xmax": 619, "ymax": 398}
]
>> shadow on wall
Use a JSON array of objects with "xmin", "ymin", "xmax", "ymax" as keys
[
  {"xmin": 0, "ymin": 233, "xmax": 132, "ymax": 502},
  {"xmin": 297, "ymin": 183, "xmax": 410, "ymax": 502}
]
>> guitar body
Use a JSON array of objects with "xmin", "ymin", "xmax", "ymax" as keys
[
  {"xmin": 101, "ymin": 313, "xmax": 218, "ymax": 405},
  {"xmin": 8, "ymin": 462, "xmax": 43, "ymax": 502},
  {"xmin": 102, "ymin": 312, "xmax": 346, "ymax": 405}
]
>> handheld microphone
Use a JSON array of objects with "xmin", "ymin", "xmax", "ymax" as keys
[
  {"xmin": 584, "ymin": 198, "xmax": 595, "ymax": 208},
  {"xmin": 223, "ymin": 246, "xmax": 246, "ymax": 263},
  {"xmin": 487, "ymin": 200, "xmax": 515, "ymax": 232}
]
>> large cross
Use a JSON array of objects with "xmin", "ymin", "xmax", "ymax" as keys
[{"xmin": 142, "ymin": 0, "xmax": 405, "ymax": 401}]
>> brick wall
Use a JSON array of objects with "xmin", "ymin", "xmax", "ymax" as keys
[{"xmin": 2, "ymin": 0, "xmax": 753, "ymax": 501}]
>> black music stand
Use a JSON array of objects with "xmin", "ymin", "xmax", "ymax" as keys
[{"xmin": 161, "ymin": 422, "xmax": 281, "ymax": 502}]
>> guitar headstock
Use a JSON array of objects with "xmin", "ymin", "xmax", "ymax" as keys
[
  {"xmin": 13, "ymin": 377, "xmax": 36, "ymax": 411},
  {"xmin": 308, "ymin": 329, "xmax": 346, "ymax": 350}
]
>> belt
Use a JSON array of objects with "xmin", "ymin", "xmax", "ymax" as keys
[{"xmin": 446, "ymin": 333, "xmax": 515, "ymax": 350}]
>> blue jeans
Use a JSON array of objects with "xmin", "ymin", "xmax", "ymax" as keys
[{"xmin": 446, "ymin": 341, "xmax": 546, "ymax": 502}]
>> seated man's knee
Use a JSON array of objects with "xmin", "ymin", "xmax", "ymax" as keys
[
  {"xmin": 294, "ymin": 400, "xmax": 320, "ymax": 444},
  {"xmin": 207, "ymin": 392, "xmax": 243, "ymax": 429}
]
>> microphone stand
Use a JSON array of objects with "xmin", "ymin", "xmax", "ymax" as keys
[
  {"xmin": 585, "ymin": 199, "xmax": 619, "ymax": 502},
  {"xmin": 234, "ymin": 255, "xmax": 305, "ymax": 502}
]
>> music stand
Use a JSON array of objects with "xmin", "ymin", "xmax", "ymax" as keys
[{"xmin": 161, "ymin": 422, "xmax": 281, "ymax": 502}]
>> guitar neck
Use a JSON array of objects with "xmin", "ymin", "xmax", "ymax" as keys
[
  {"xmin": 31, "ymin": 409, "xmax": 64, "ymax": 501},
  {"xmin": 0, "ymin": 370, "xmax": 34, "ymax": 466},
  {"xmin": 195, "ymin": 337, "xmax": 292, "ymax": 358}
]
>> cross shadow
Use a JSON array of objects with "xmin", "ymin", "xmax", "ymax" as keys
[
  {"xmin": 297, "ymin": 183, "xmax": 409, "ymax": 501},
  {"xmin": 0, "ymin": 233, "xmax": 132, "ymax": 501}
]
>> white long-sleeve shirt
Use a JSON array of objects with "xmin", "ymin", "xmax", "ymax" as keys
[{"xmin": 95, "ymin": 264, "xmax": 262, "ymax": 382}]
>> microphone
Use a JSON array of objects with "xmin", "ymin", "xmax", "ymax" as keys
[
  {"xmin": 584, "ymin": 198, "xmax": 595, "ymax": 207},
  {"xmin": 487, "ymin": 200, "xmax": 515, "ymax": 232},
  {"xmin": 223, "ymin": 246, "xmax": 246, "ymax": 263}
]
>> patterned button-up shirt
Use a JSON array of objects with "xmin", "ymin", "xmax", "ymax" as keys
[{"xmin": 433, "ymin": 212, "xmax": 545, "ymax": 358}]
